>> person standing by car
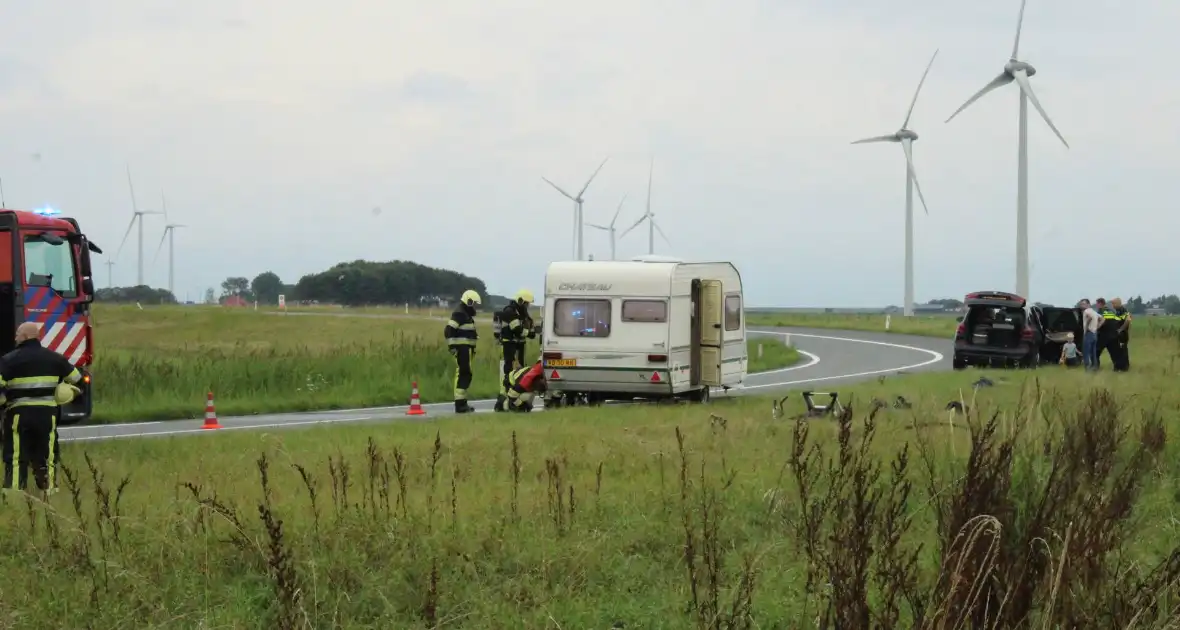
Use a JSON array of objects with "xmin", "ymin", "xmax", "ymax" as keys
[
  {"xmin": 1079, "ymin": 299, "xmax": 1101, "ymax": 370},
  {"xmin": 1094, "ymin": 298, "xmax": 1122, "ymax": 370},
  {"xmin": 1111, "ymin": 297, "xmax": 1131, "ymax": 371}
]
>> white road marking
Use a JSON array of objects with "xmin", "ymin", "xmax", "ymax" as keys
[
  {"xmin": 741, "ymin": 332, "xmax": 943, "ymax": 391},
  {"xmin": 59, "ymin": 331, "xmax": 944, "ymax": 442}
]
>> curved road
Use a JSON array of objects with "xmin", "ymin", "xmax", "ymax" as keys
[{"xmin": 59, "ymin": 327, "xmax": 950, "ymax": 443}]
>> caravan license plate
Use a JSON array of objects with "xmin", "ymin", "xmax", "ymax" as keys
[{"xmin": 546, "ymin": 359, "xmax": 576, "ymax": 367}]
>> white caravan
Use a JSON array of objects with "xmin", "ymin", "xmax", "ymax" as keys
[{"xmin": 540, "ymin": 257, "xmax": 747, "ymax": 406}]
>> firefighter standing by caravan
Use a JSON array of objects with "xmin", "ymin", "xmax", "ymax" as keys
[
  {"xmin": 493, "ymin": 289, "xmax": 536, "ymax": 412},
  {"xmin": 1, "ymin": 322, "xmax": 84, "ymax": 492},
  {"xmin": 444, "ymin": 290, "xmax": 482, "ymax": 413}
]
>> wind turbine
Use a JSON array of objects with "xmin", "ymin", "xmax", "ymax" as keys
[
  {"xmin": 152, "ymin": 192, "xmax": 185, "ymax": 297},
  {"xmin": 620, "ymin": 158, "xmax": 668, "ymax": 255},
  {"xmin": 541, "ymin": 157, "xmax": 608, "ymax": 261},
  {"xmin": 104, "ymin": 259, "xmax": 115, "ymax": 289},
  {"xmin": 851, "ymin": 49, "xmax": 938, "ymax": 318},
  {"xmin": 114, "ymin": 164, "xmax": 163, "ymax": 286},
  {"xmin": 945, "ymin": 0, "xmax": 1069, "ymax": 300},
  {"xmin": 586, "ymin": 194, "xmax": 627, "ymax": 260}
]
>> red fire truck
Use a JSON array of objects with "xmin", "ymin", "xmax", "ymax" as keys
[{"xmin": 0, "ymin": 206, "xmax": 101, "ymax": 425}]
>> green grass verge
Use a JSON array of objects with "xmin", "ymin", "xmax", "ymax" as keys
[
  {"xmin": 90, "ymin": 306, "xmax": 800, "ymax": 423},
  {"xmin": 7, "ymin": 324, "xmax": 1180, "ymax": 627}
]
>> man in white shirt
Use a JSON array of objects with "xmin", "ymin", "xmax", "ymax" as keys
[{"xmin": 1080, "ymin": 298, "xmax": 1101, "ymax": 369}]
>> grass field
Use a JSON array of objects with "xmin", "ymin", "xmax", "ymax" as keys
[
  {"xmin": 4, "ymin": 317, "xmax": 1179, "ymax": 627},
  {"xmin": 89, "ymin": 305, "xmax": 800, "ymax": 423}
]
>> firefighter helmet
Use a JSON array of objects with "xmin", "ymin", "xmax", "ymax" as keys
[
  {"xmin": 515, "ymin": 289, "xmax": 535, "ymax": 304},
  {"xmin": 461, "ymin": 290, "xmax": 482, "ymax": 307},
  {"xmin": 55, "ymin": 382, "xmax": 82, "ymax": 405}
]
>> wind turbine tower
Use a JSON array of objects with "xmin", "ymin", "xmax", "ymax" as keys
[
  {"xmin": 620, "ymin": 158, "xmax": 669, "ymax": 255},
  {"xmin": 945, "ymin": 0, "xmax": 1069, "ymax": 300},
  {"xmin": 542, "ymin": 157, "xmax": 608, "ymax": 260},
  {"xmin": 104, "ymin": 260, "xmax": 115, "ymax": 289},
  {"xmin": 153, "ymin": 192, "xmax": 186, "ymax": 297},
  {"xmin": 586, "ymin": 194, "xmax": 627, "ymax": 260},
  {"xmin": 851, "ymin": 49, "xmax": 938, "ymax": 317},
  {"xmin": 115, "ymin": 165, "xmax": 163, "ymax": 286}
]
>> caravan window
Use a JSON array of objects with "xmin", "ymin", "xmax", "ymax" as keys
[
  {"xmin": 622, "ymin": 300, "xmax": 667, "ymax": 323},
  {"xmin": 724, "ymin": 294, "xmax": 741, "ymax": 331},
  {"xmin": 554, "ymin": 299, "xmax": 611, "ymax": 337}
]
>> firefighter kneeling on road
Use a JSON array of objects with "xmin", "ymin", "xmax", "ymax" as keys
[
  {"xmin": 494, "ymin": 289, "xmax": 536, "ymax": 412},
  {"xmin": 444, "ymin": 290, "xmax": 482, "ymax": 414},
  {"xmin": 497, "ymin": 360, "xmax": 547, "ymax": 413},
  {"xmin": 1, "ymin": 322, "xmax": 84, "ymax": 493}
]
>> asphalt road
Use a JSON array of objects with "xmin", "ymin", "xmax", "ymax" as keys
[{"xmin": 58, "ymin": 327, "xmax": 950, "ymax": 443}]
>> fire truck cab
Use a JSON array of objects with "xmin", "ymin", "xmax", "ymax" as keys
[{"xmin": 0, "ymin": 207, "xmax": 101, "ymax": 425}]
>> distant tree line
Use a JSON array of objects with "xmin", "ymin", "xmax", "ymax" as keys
[
  {"xmin": 217, "ymin": 260, "xmax": 494, "ymax": 307},
  {"xmin": 95, "ymin": 286, "xmax": 177, "ymax": 304}
]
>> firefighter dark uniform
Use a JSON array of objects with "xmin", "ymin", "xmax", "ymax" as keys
[
  {"xmin": 1112, "ymin": 306, "xmax": 1131, "ymax": 371},
  {"xmin": 444, "ymin": 290, "xmax": 481, "ymax": 413},
  {"xmin": 493, "ymin": 289, "xmax": 536, "ymax": 412},
  {"xmin": 498, "ymin": 361, "xmax": 547, "ymax": 412},
  {"xmin": 0, "ymin": 337, "xmax": 83, "ymax": 491},
  {"xmin": 1095, "ymin": 306, "xmax": 1122, "ymax": 370}
]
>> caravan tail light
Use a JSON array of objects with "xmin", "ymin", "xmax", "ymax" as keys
[
  {"xmin": 647, "ymin": 354, "xmax": 667, "ymax": 363},
  {"xmin": 542, "ymin": 351, "xmax": 563, "ymax": 360}
]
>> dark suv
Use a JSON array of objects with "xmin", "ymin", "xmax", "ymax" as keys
[{"xmin": 952, "ymin": 291, "xmax": 1084, "ymax": 369}]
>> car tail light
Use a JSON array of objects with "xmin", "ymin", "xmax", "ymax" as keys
[
  {"xmin": 647, "ymin": 354, "xmax": 667, "ymax": 362},
  {"xmin": 542, "ymin": 351, "xmax": 562, "ymax": 360},
  {"xmin": 956, "ymin": 323, "xmax": 966, "ymax": 337},
  {"xmin": 1021, "ymin": 326, "xmax": 1034, "ymax": 340},
  {"xmin": 83, "ymin": 374, "xmax": 91, "ymax": 384}
]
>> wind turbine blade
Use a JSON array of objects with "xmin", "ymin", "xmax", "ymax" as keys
[
  {"xmin": 610, "ymin": 194, "xmax": 627, "ymax": 227},
  {"xmin": 1011, "ymin": 0, "xmax": 1028, "ymax": 59},
  {"xmin": 114, "ymin": 215, "xmax": 137, "ymax": 260},
  {"xmin": 585, "ymin": 223, "xmax": 610, "ymax": 231},
  {"xmin": 945, "ymin": 72, "xmax": 1013, "ymax": 123},
  {"xmin": 619, "ymin": 215, "xmax": 646, "ymax": 239},
  {"xmin": 901, "ymin": 49, "xmax": 939, "ymax": 128},
  {"xmin": 1012, "ymin": 70, "xmax": 1069, "ymax": 148},
  {"xmin": 576, "ymin": 157, "xmax": 609, "ymax": 199},
  {"xmin": 152, "ymin": 229, "xmax": 168, "ymax": 264},
  {"xmin": 851, "ymin": 135, "xmax": 899, "ymax": 145},
  {"xmin": 541, "ymin": 177, "xmax": 576, "ymax": 200},
  {"xmin": 900, "ymin": 138, "xmax": 930, "ymax": 216},
  {"xmin": 645, "ymin": 158, "xmax": 653, "ymax": 215},
  {"xmin": 125, "ymin": 163, "xmax": 139, "ymax": 213},
  {"xmin": 653, "ymin": 221, "xmax": 671, "ymax": 246}
]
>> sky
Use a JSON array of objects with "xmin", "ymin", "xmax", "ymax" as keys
[{"xmin": 1, "ymin": 0, "xmax": 1176, "ymax": 307}]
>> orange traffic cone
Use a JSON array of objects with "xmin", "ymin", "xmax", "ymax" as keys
[
  {"xmin": 203, "ymin": 391, "xmax": 223, "ymax": 429},
  {"xmin": 407, "ymin": 381, "xmax": 426, "ymax": 416}
]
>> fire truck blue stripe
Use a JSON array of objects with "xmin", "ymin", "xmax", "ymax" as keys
[
  {"xmin": 24, "ymin": 287, "xmax": 47, "ymax": 313},
  {"xmin": 44, "ymin": 294, "xmax": 70, "ymax": 329}
]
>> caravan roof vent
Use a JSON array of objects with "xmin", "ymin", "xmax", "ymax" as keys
[{"xmin": 630, "ymin": 254, "xmax": 684, "ymax": 263}]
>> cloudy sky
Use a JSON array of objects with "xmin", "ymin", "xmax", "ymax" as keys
[{"xmin": 1, "ymin": 0, "xmax": 1174, "ymax": 307}]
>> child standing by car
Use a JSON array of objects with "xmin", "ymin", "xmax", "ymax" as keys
[{"xmin": 1059, "ymin": 333, "xmax": 1081, "ymax": 367}]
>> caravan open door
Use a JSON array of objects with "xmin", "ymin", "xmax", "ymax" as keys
[{"xmin": 696, "ymin": 279, "xmax": 723, "ymax": 386}]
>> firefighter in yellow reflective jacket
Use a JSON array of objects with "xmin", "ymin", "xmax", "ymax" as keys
[
  {"xmin": 493, "ymin": 289, "xmax": 536, "ymax": 411},
  {"xmin": 0, "ymin": 322, "xmax": 83, "ymax": 492},
  {"xmin": 443, "ymin": 290, "xmax": 481, "ymax": 413},
  {"xmin": 498, "ymin": 360, "xmax": 547, "ymax": 413}
]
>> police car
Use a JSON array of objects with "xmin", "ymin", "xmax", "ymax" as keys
[{"xmin": 952, "ymin": 291, "xmax": 1083, "ymax": 369}]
